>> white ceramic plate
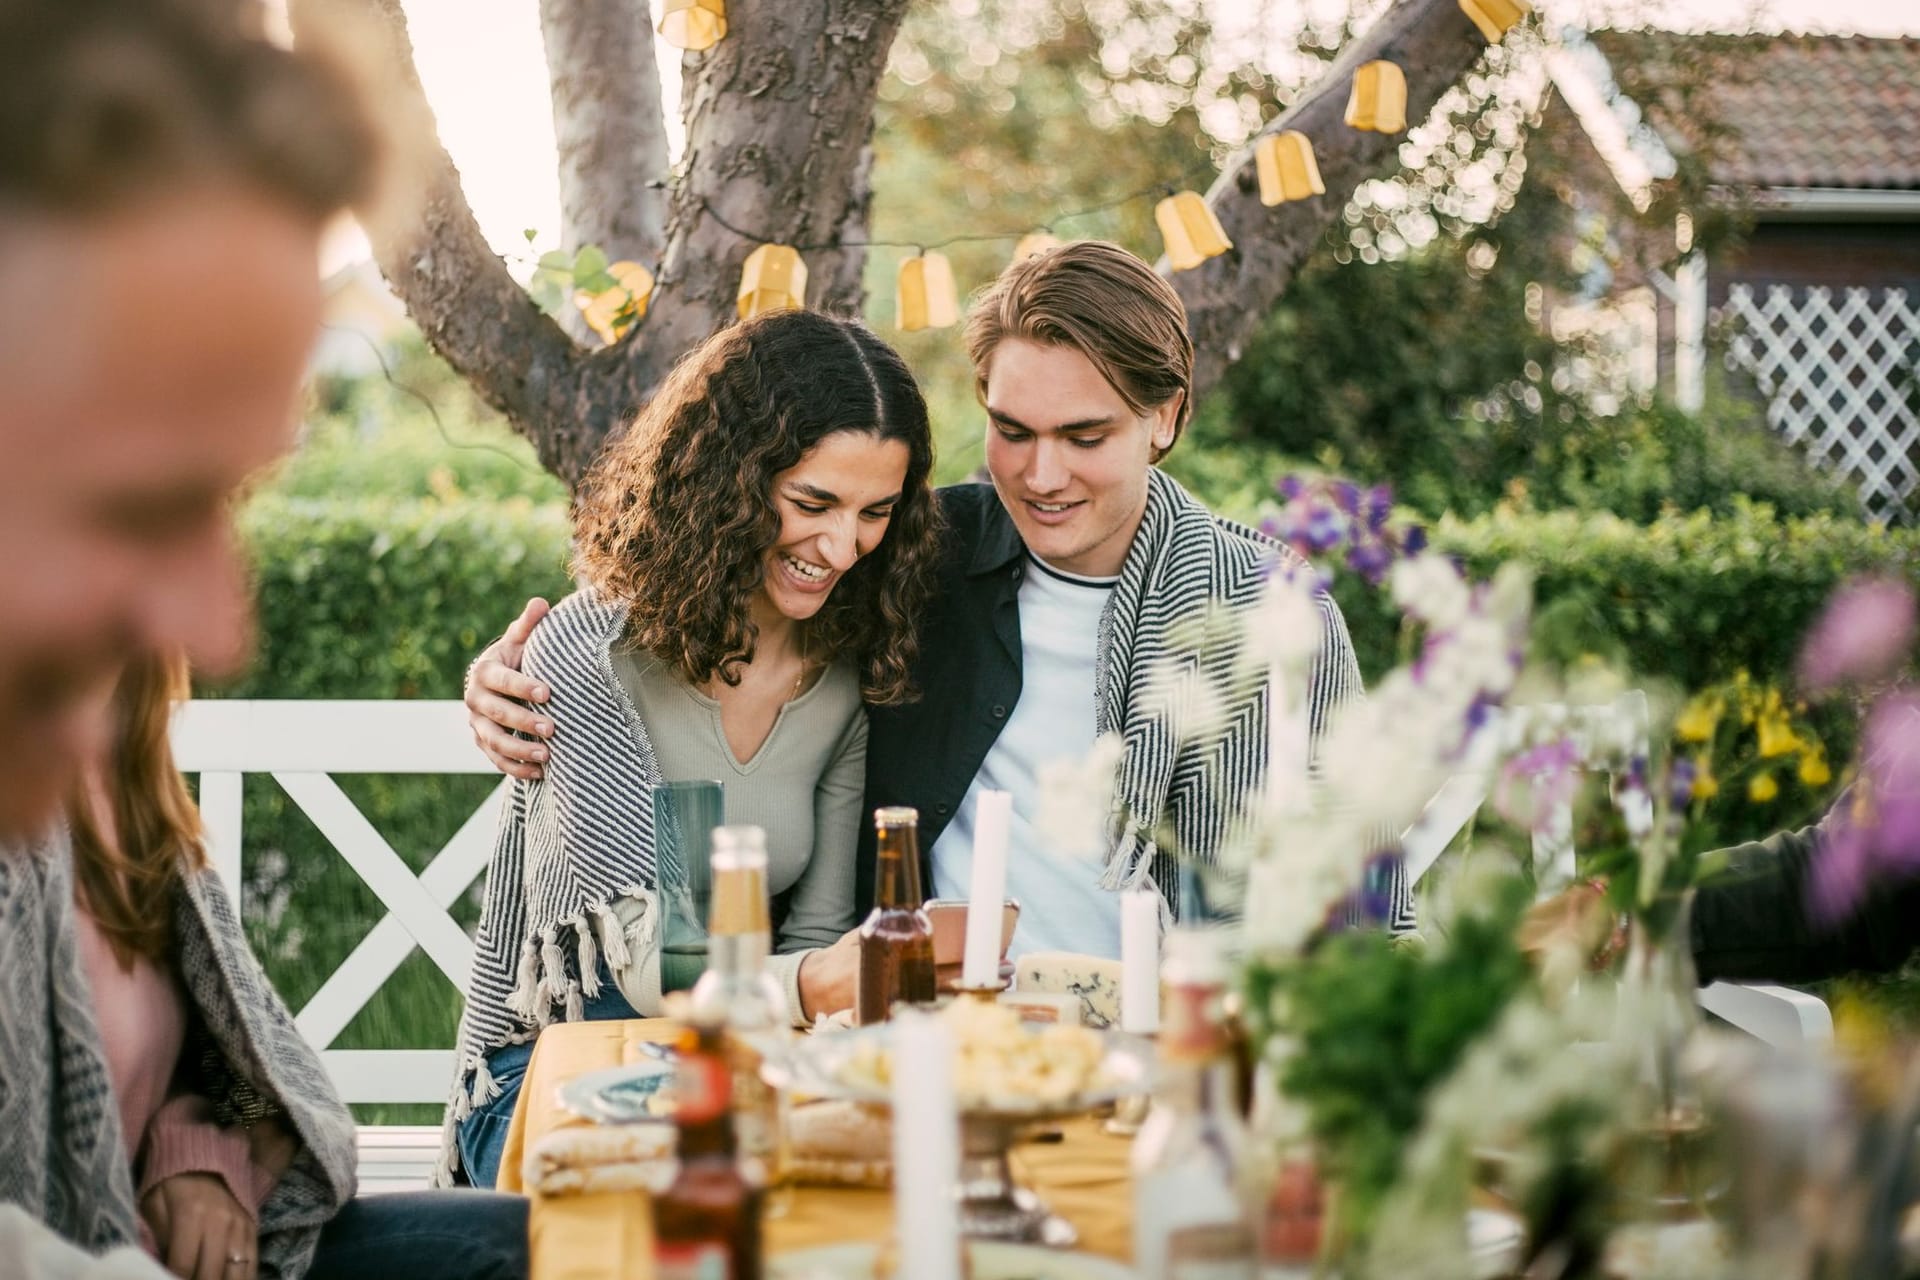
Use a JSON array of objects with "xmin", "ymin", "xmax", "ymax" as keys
[
  {"xmin": 770, "ymin": 1242, "xmax": 1135, "ymax": 1279},
  {"xmin": 555, "ymin": 1060, "xmax": 677, "ymax": 1125}
]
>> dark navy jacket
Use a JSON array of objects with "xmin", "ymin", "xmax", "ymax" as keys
[{"xmin": 856, "ymin": 484, "xmax": 1025, "ymax": 912}]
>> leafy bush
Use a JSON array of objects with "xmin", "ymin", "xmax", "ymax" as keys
[{"xmin": 1330, "ymin": 500, "xmax": 1920, "ymax": 692}]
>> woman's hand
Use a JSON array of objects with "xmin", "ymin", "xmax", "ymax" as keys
[
  {"xmin": 797, "ymin": 929, "xmax": 861, "ymax": 1021},
  {"xmin": 140, "ymin": 1173, "xmax": 257, "ymax": 1280},
  {"xmin": 464, "ymin": 597, "xmax": 554, "ymax": 780}
]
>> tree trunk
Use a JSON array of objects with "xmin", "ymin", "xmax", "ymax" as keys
[
  {"xmin": 325, "ymin": 0, "xmax": 1493, "ymax": 492},
  {"xmin": 539, "ymin": 0, "xmax": 670, "ymax": 341},
  {"xmin": 1176, "ymin": 0, "xmax": 1492, "ymax": 403},
  {"xmin": 636, "ymin": 0, "xmax": 909, "ymax": 372}
]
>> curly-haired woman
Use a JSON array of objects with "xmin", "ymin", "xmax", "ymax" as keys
[{"xmin": 442, "ymin": 308, "xmax": 940, "ymax": 1187}]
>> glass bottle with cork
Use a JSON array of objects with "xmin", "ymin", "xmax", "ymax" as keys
[
  {"xmin": 652, "ymin": 1018, "xmax": 765, "ymax": 1280},
  {"xmin": 856, "ymin": 805, "xmax": 936, "ymax": 1025},
  {"xmin": 686, "ymin": 824, "xmax": 789, "ymax": 1205},
  {"xmin": 1131, "ymin": 926, "xmax": 1259, "ymax": 1279}
]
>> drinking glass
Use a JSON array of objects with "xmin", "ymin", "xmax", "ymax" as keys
[{"xmin": 653, "ymin": 779, "xmax": 724, "ymax": 993}]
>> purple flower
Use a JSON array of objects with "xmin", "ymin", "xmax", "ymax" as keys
[
  {"xmin": 1493, "ymin": 737, "xmax": 1582, "ymax": 832},
  {"xmin": 1798, "ymin": 575, "xmax": 1917, "ymax": 695},
  {"xmin": 1277, "ymin": 474, "xmax": 1306, "ymax": 500},
  {"xmin": 1403, "ymin": 525, "xmax": 1428, "ymax": 555},
  {"xmin": 1303, "ymin": 503, "xmax": 1346, "ymax": 554},
  {"xmin": 1668, "ymin": 757, "xmax": 1696, "ymax": 809},
  {"xmin": 1810, "ymin": 692, "xmax": 1920, "ymax": 921},
  {"xmin": 1320, "ymin": 849, "xmax": 1405, "ymax": 933},
  {"xmin": 1331, "ymin": 481, "xmax": 1361, "ymax": 516},
  {"xmin": 1347, "ymin": 542, "xmax": 1393, "ymax": 584},
  {"xmin": 1365, "ymin": 485, "xmax": 1394, "ymax": 533}
]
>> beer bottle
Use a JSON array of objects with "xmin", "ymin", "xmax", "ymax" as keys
[
  {"xmin": 855, "ymin": 806, "xmax": 935, "ymax": 1025},
  {"xmin": 652, "ymin": 1020, "xmax": 765, "ymax": 1280},
  {"xmin": 687, "ymin": 825, "xmax": 788, "ymax": 1198},
  {"xmin": 1131, "ymin": 928, "xmax": 1258, "ymax": 1279}
]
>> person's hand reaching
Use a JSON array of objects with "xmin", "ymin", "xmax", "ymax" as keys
[{"xmin": 465, "ymin": 597, "xmax": 554, "ymax": 780}]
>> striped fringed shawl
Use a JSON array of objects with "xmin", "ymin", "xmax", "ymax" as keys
[
  {"xmin": 0, "ymin": 829, "xmax": 356, "ymax": 1276},
  {"xmin": 436, "ymin": 589, "xmax": 665, "ymax": 1185},
  {"xmin": 1098, "ymin": 469, "xmax": 1413, "ymax": 931}
]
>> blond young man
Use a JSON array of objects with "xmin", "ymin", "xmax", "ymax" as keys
[{"xmin": 468, "ymin": 243, "xmax": 1410, "ymax": 1013}]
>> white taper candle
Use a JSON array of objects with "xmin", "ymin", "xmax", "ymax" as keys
[
  {"xmin": 1120, "ymin": 889, "xmax": 1161, "ymax": 1035},
  {"xmin": 891, "ymin": 1010, "xmax": 963, "ymax": 1280},
  {"xmin": 1266, "ymin": 668, "xmax": 1311, "ymax": 817},
  {"xmin": 962, "ymin": 789, "xmax": 1013, "ymax": 989}
]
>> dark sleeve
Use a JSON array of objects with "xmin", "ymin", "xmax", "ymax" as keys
[{"xmin": 1691, "ymin": 798, "xmax": 1920, "ymax": 984}]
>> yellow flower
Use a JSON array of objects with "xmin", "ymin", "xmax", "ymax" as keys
[
  {"xmin": 1799, "ymin": 752, "xmax": 1833, "ymax": 788},
  {"xmin": 1674, "ymin": 696, "xmax": 1721, "ymax": 743},
  {"xmin": 1749, "ymin": 772, "xmax": 1779, "ymax": 803},
  {"xmin": 1692, "ymin": 758, "xmax": 1720, "ymax": 801},
  {"xmin": 1757, "ymin": 713, "xmax": 1800, "ymax": 758}
]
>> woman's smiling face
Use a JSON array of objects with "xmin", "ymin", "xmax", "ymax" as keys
[{"xmin": 759, "ymin": 429, "xmax": 911, "ymax": 621}]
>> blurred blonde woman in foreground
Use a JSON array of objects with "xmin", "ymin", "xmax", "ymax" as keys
[{"xmin": 53, "ymin": 654, "xmax": 529, "ymax": 1280}]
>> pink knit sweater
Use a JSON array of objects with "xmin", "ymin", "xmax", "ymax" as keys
[{"xmin": 74, "ymin": 901, "xmax": 276, "ymax": 1254}]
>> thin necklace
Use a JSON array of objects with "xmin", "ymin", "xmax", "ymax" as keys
[{"xmin": 789, "ymin": 627, "xmax": 810, "ymax": 701}]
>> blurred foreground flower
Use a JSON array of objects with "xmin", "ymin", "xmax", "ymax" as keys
[
  {"xmin": 1797, "ymin": 575, "xmax": 1916, "ymax": 695},
  {"xmin": 1811, "ymin": 693, "xmax": 1920, "ymax": 921}
]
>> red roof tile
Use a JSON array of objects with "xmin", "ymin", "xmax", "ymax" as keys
[{"xmin": 1595, "ymin": 31, "xmax": 1920, "ymax": 191}]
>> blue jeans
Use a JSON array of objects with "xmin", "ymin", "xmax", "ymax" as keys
[
  {"xmin": 308, "ymin": 1190, "xmax": 527, "ymax": 1280},
  {"xmin": 455, "ymin": 964, "xmax": 641, "ymax": 1189}
]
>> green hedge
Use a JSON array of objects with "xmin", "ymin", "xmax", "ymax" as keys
[
  {"xmin": 228, "ymin": 494, "xmax": 574, "ymax": 700},
  {"xmin": 1332, "ymin": 501, "xmax": 1920, "ymax": 690}
]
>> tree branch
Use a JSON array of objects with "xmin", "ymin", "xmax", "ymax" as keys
[
  {"xmin": 539, "ymin": 0, "xmax": 670, "ymax": 265},
  {"xmin": 296, "ymin": 0, "xmax": 627, "ymax": 485},
  {"xmin": 1180, "ymin": 0, "xmax": 1493, "ymax": 402}
]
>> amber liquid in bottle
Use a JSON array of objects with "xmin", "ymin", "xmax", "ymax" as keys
[
  {"xmin": 855, "ymin": 806, "xmax": 936, "ymax": 1026},
  {"xmin": 652, "ymin": 1022, "xmax": 765, "ymax": 1280}
]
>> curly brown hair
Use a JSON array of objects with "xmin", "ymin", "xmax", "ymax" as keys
[{"xmin": 572, "ymin": 310, "xmax": 940, "ymax": 705}]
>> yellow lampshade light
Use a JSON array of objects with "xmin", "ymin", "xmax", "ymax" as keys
[
  {"xmin": 1458, "ymin": 0, "xmax": 1530, "ymax": 43},
  {"xmin": 658, "ymin": 0, "xmax": 726, "ymax": 51},
  {"xmin": 1012, "ymin": 231, "xmax": 1062, "ymax": 261},
  {"xmin": 574, "ymin": 260, "xmax": 654, "ymax": 345},
  {"xmin": 1254, "ymin": 132, "xmax": 1326, "ymax": 206},
  {"xmin": 1345, "ymin": 60, "xmax": 1408, "ymax": 133},
  {"xmin": 737, "ymin": 244, "xmax": 806, "ymax": 319},
  {"xmin": 896, "ymin": 251, "xmax": 959, "ymax": 331},
  {"xmin": 1154, "ymin": 191, "xmax": 1232, "ymax": 272}
]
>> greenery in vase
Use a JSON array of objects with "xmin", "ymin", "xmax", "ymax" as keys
[{"xmin": 1243, "ymin": 875, "xmax": 1536, "ymax": 1246}]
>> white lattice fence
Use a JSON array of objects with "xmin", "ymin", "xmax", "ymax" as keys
[{"xmin": 1723, "ymin": 283, "xmax": 1920, "ymax": 521}]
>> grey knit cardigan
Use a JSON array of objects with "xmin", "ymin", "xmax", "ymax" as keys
[{"xmin": 0, "ymin": 828, "xmax": 356, "ymax": 1278}]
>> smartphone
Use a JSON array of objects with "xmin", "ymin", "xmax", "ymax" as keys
[{"xmin": 924, "ymin": 898, "xmax": 1020, "ymax": 968}]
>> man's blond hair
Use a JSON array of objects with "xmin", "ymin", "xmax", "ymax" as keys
[{"xmin": 964, "ymin": 240, "xmax": 1195, "ymax": 461}]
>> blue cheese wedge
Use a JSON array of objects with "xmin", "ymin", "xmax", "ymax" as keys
[{"xmin": 1013, "ymin": 951, "xmax": 1123, "ymax": 1029}]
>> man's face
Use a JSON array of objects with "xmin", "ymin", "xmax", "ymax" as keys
[
  {"xmin": 982, "ymin": 337, "xmax": 1179, "ymax": 579},
  {"xmin": 0, "ymin": 187, "xmax": 320, "ymax": 836}
]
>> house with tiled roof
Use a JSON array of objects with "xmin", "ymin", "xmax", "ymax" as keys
[{"xmin": 1549, "ymin": 31, "xmax": 1920, "ymax": 519}]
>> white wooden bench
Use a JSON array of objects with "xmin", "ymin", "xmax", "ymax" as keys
[
  {"xmin": 1402, "ymin": 691, "xmax": 1834, "ymax": 1049},
  {"xmin": 171, "ymin": 700, "xmax": 506, "ymax": 1191}
]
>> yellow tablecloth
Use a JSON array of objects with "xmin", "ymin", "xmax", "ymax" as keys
[{"xmin": 499, "ymin": 1019, "xmax": 1135, "ymax": 1280}]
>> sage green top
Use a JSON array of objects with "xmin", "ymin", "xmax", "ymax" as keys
[{"xmin": 613, "ymin": 648, "xmax": 867, "ymax": 1023}]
